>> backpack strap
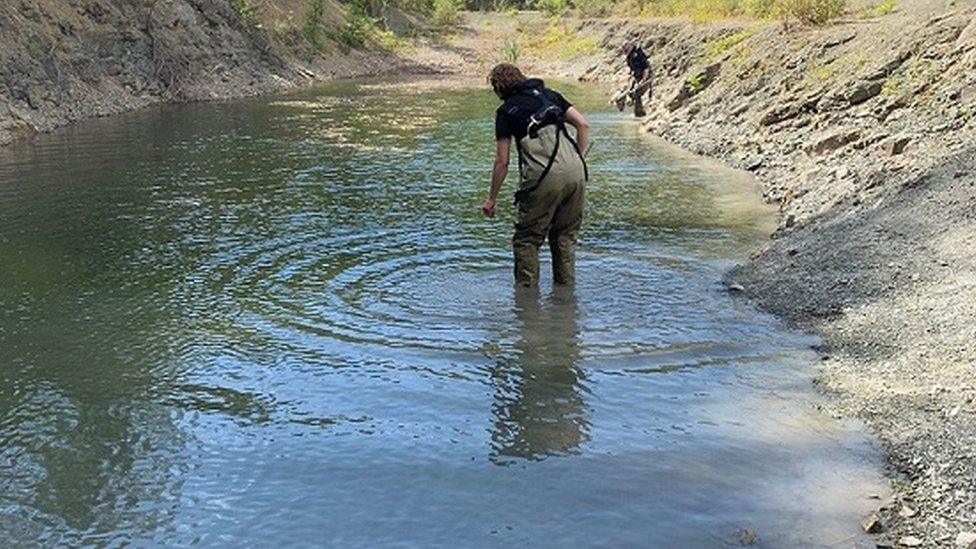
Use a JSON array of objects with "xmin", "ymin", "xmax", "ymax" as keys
[{"xmin": 513, "ymin": 127, "xmax": 562, "ymax": 204}]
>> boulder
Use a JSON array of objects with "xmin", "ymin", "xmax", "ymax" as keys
[
  {"xmin": 898, "ymin": 536, "xmax": 923, "ymax": 547},
  {"xmin": 805, "ymin": 129, "xmax": 861, "ymax": 155},
  {"xmin": 879, "ymin": 134, "xmax": 912, "ymax": 156},
  {"xmin": 956, "ymin": 532, "xmax": 976, "ymax": 549},
  {"xmin": 860, "ymin": 512, "xmax": 884, "ymax": 534},
  {"xmin": 848, "ymin": 80, "xmax": 884, "ymax": 105},
  {"xmin": 382, "ymin": 6, "xmax": 426, "ymax": 36},
  {"xmin": 956, "ymin": 16, "xmax": 976, "ymax": 51}
]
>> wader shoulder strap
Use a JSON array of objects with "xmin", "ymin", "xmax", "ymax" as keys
[
  {"xmin": 514, "ymin": 125, "xmax": 562, "ymax": 204},
  {"xmin": 560, "ymin": 125, "xmax": 588, "ymax": 182}
]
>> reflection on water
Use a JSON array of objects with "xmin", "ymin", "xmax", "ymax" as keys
[
  {"xmin": 0, "ymin": 77, "xmax": 887, "ymax": 546},
  {"xmin": 492, "ymin": 287, "xmax": 587, "ymax": 462}
]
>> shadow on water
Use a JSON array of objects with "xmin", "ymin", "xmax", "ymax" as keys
[{"xmin": 0, "ymin": 76, "xmax": 889, "ymax": 547}]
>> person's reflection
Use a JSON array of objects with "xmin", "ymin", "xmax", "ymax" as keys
[{"xmin": 490, "ymin": 285, "xmax": 588, "ymax": 463}]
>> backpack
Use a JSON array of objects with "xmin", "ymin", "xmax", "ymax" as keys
[{"xmin": 503, "ymin": 80, "xmax": 588, "ymax": 204}]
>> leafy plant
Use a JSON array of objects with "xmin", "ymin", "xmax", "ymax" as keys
[
  {"xmin": 301, "ymin": 0, "xmax": 329, "ymax": 51},
  {"xmin": 873, "ymin": 0, "xmax": 896, "ymax": 15},
  {"xmin": 501, "ymin": 39, "xmax": 521, "ymax": 63},
  {"xmin": 432, "ymin": 0, "xmax": 464, "ymax": 27},
  {"xmin": 687, "ymin": 72, "xmax": 706, "ymax": 93},
  {"xmin": 229, "ymin": 0, "xmax": 260, "ymax": 23},
  {"xmin": 534, "ymin": 0, "xmax": 568, "ymax": 17}
]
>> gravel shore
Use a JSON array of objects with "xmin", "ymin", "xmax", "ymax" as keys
[{"xmin": 575, "ymin": 2, "xmax": 976, "ymax": 545}]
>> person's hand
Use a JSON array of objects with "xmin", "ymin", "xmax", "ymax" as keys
[{"xmin": 481, "ymin": 197, "xmax": 497, "ymax": 218}]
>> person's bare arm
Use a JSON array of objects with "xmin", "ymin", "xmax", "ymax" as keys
[
  {"xmin": 564, "ymin": 107, "xmax": 590, "ymax": 157},
  {"xmin": 482, "ymin": 138, "xmax": 511, "ymax": 218},
  {"xmin": 640, "ymin": 67, "xmax": 653, "ymax": 86}
]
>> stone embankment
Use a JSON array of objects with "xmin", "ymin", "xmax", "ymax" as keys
[{"xmin": 574, "ymin": 3, "xmax": 976, "ymax": 547}]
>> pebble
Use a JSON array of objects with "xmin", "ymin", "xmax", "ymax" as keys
[
  {"xmin": 899, "ymin": 536, "xmax": 923, "ymax": 547},
  {"xmin": 956, "ymin": 532, "xmax": 976, "ymax": 548},
  {"xmin": 862, "ymin": 512, "xmax": 884, "ymax": 534}
]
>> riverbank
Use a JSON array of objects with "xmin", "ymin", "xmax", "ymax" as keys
[
  {"xmin": 2, "ymin": 2, "xmax": 974, "ymax": 546},
  {"xmin": 0, "ymin": 0, "xmax": 440, "ymax": 146},
  {"xmin": 571, "ymin": 4, "xmax": 976, "ymax": 547}
]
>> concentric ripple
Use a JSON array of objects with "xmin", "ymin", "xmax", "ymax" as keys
[{"xmin": 0, "ymin": 78, "xmax": 888, "ymax": 547}]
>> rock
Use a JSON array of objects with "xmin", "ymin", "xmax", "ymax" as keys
[
  {"xmin": 667, "ymin": 63, "xmax": 721, "ymax": 111},
  {"xmin": 728, "ymin": 283, "xmax": 746, "ymax": 293},
  {"xmin": 898, "ymin": 505, "xmax": 918, "ymax": 518},
  {"xmin": 879, "ymin": 135, "xmax": 912, "ymax": 157},
  {"xmin": 848, "ymin": 80, "xmax": 884, "ymax": 106},
  {"xmin": 805, "ymin": 129, "xmax": 861, "ymax": 155},
  {"xmin": 382, "ymin": 6, "xmax": 427, "ymax": 36},
  {"xmin": 861, "ymin": 512, "xmax": 884, "ymax": 534},
  {"xmin": 956, "ymin": 532, "xmax": 976, "ymax": 548},
  {"xmin": 962, "ymin": 85, "xmax": 976, "ymax": 107},
  {"xmin": 735, "ymin": 528, "xmax": 758, "ymax": 545},
  {"xmin": 899, "ymin": 536, "xmax": 923, "ymax": 547},
  {"xmin": 956, "ymin": 16, "xmax": 976, "ymax": 51}
]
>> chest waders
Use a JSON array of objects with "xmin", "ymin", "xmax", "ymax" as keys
[
  {"xmin": 505, "ymin": 86, "xmax": 588, "ymax": 205},
  {"xmin": 504, "ymin": 82, "xmax": 588, "ymax": 287}
]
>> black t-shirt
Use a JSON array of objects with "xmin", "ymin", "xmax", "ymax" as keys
[
  {"xmin": 495, "ymin": 85, "xmax": 572, "ymax": 142},
  {"xmin": 627, "ymin": 47, "xmax": 649, "ymax": 78}
]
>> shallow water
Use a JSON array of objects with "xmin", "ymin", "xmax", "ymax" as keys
[{"xmin": 0, "ymin": 78, "xmax": 886, "ymax": 547}]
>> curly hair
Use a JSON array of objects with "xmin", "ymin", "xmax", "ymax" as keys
[{"xmin": 488, "ymin": 63, "xmax": 526, "ymax": 99}]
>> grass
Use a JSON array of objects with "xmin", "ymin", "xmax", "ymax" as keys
[
  {"xmin": 566, "ymin": 0, "xmax": 847, "ymax": 25},
  {"xmin": 229, "ymin": 0, "xmax": 260, "ymax": 24},
  {"xmin": 501, "ymin": 39, "xmax": 521, "ymax": 62},
  {"xmin": 705, "ymin": 26, "xmax": 760, "ymax": 58},
  {"xmin": 521, "ymin": 19, "xmax": 601, "ymax": 60}
]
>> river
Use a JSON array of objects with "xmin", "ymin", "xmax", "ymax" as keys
[{"xmin": 0, "ymin": 77, "xmax": 887, "ymax": 546}]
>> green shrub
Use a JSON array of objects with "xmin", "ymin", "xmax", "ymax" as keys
[
  {"xmin": 301, "ymin": 0, "xmax": 329, "ymax": 51},
  {"xmin": 534, "ymin": 0, "xmax": 569, "ymax": 17},
  {"xmin": 501, "ymin": 39, "xmax": 521, "ymax": 62},
  {"xmin": 779, "ymin": 0, "xmax": 845, "ymax": 24},
  {"xmin": 873, "ymin": 0, "xmax": 896, "ymax": 15},
  {"xmin": 431, "ymin": 0, "xmax": 464, "ymax": 27},
  {"xmin": 229, "ymin": 0, "xmax": 260, "ymax": 23},
  {"xmin": 333, "ymin": 3, "xmax": 377, "ymax": 47}
]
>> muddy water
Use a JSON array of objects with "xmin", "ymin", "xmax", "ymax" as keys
[{"xmin": 0, "ymin": 78, "xmax": 886, "ymax": 546}]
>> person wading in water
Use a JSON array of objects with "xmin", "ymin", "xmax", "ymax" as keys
[
  {"xmin": 481, "ymin": 64, "xmax": 590, "ymax": 288},
  {"xmin": 612, "ymin": 41, "xmax": 653, "ymax": 117}
]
